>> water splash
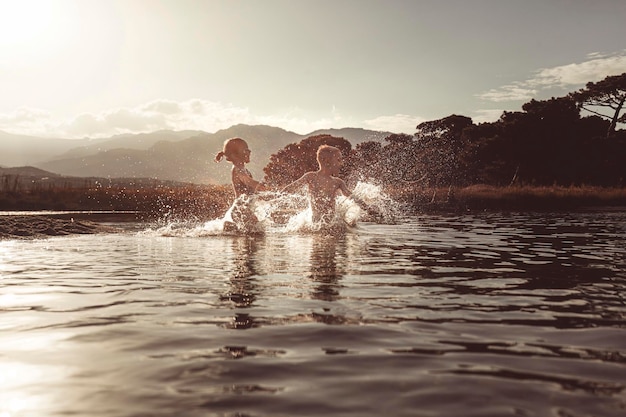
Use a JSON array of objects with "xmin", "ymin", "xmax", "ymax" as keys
[
  {"xmin": 143, "ymin": 182, "xmax": 400, "ymax": 237},
  {"xmin": 349, "ymin": 181, "xmax": 401, "ymax": 224}
]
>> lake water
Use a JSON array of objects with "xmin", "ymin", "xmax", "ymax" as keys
[{"xmin": 1, "ymin": 210, "xmax": 625, "ymax": 417}]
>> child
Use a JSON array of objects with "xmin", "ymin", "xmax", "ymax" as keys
[
  {"xmin": 281, "ymin": 144, "xmax": 368, "ymax": 224},
  {"xmin": 215, "ymin": 137, "xmax": 266, "ymax": 197},
  {"xmin": 215, "ymin": 137, "xmax": 266, "ymax": 231}
]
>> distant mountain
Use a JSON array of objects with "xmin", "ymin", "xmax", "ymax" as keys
[
  {"xmin": 0, "ymin": 166, "xmax": 60, "ymax": 178},
  {"xmin": 56, "ymin": 129, "xmax": 203, "ymax": 159},
  {"xmin": 0, "ymin": 166, "xmax": 199, "ymax": 195},
  {"xmin": 0, "ymin": 131, "xmax": 81, "ymax": 167},
  {"xmin": 37, "ymin": 125, "xmax": 305, "ymax": 184},
  {"xmin": 307, "ymin": 127, "xmax": 392, "ymax": 144},
  {"xmin": 21, "ymin": 124, "xmax": 394, "ymax": 185},
  {"xmin": 0, "ymin": 129, "xmax": 201, "ymax": 167}
]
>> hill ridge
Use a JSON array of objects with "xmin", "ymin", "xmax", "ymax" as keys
[{"xmin": 1, "ymin": 124, "xmax": 393, "ymax": 184}]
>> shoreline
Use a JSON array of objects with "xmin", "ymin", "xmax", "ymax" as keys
[
  {"xmin": 391, "ymin": 185, "xmax": 626, "ymax": 214},
  {"xmin": 1, "ymin": 205, "xmax": 624, "ymax": 241},
  {"xmin": 0, "ymin": 215, "xmax": 121, "ymax": 240},
  {"xmin": 1, "ymin": 185, "xmax": 625, "ymax": 239}
]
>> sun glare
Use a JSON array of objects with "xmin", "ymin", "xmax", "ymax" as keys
[
  {"xmin": 0, "ymin": 1, "xmax": 48, "ymax": 44},
  {"xmin": 0, "ymin": 0, "xmax": 73, "ymax": 59}
]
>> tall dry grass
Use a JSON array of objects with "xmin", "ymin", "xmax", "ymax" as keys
[
  {"xmin": 389, "ymin": 184, "xmax": 626, "ymax": 212},
  {"xmin": 0, "ymin": 183, "xmax": 234, "ymax": 220},
  {"xmin": 2, "ymin": 181, "xmax": 625, "ymax": 217}
]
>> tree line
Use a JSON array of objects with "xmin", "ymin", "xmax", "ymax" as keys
[{"xmin": 263, "ymin": 73, "xmax": 626, "ymax": 190}]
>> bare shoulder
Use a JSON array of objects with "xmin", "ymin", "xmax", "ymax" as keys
[
  {"xmin": 300, "ymin": 171, "xmax": 318, "ymax": 182},
  {"xmin": 231, "ymin": 165, "xmax": 246, "ymax": 177},
  {"xmin": 334, "ymin": 176, "xmax": 350, "ymax": 194},
  {"xmin": 234, "ymin": 165, "xmax": 250, "ymax": 175},
  {"xmin": 331, "ymin": 176, "xmax": 347, "ymax": 186}
]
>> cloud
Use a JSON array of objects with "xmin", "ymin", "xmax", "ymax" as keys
[
  {"xmin": 252, "ymin": 106, "xmax": 350, "ymax": 135},
  {"xmin": 0, "ymin": 100, "xmax": 427, "ymax": 139},
  {"xmin": 139, "ymin": 100, "xmax": 182, "ymax": 115},
  {"xmin": 472, "ymin": 109, "xmax": 504, "ymax": 124},
  {"xmin": 0, "ymin": 107, "xmax": 55, "ymax": 136},
  {"xmin": 530, "ymin": 51, "xmax": 626, "ymax": 87},
  {"xmin": 0, "ymin": 99, "xmax": 257, "ymax": 138},
  {"xmin": 477, "ymin": 85, "xmax": 537, "ymax": 103},
  {"xmin": 256, "ymin": 114, "xmax": 335, "ymax": 134},
  {"xmin": 478, "ymin": 50, "xmax": 626, "ymax": 103},
  {"xmin": 363, "ymin": 114, "xmax": 427, "ymax": 134},
  {"xmin": 64, "ymin": 109, "xmax": 168, "ymax": 136},
  {"xmin": 0, "ymin": 100, "xmax": 350, "ymax": 138}
]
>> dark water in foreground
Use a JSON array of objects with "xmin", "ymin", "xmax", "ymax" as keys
[{"xmin": 1, "ymin": 211, "xmax": 625, "ymax": 417}]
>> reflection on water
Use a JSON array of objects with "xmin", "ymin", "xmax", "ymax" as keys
[
  {"xmin": 223, "ymin": 237, "xmax": 261, "ymax": 329},
  {"xmin": 1, "ymin": 211, "xmax": 625, "ymax": 417},
  {"xmin": 309, "ymin": 235, "xmax": 345, "ymax": 302}
]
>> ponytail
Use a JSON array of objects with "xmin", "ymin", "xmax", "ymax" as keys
[{"xmin": 215, "ymin": 137, "xmax": 246, "ymax": 163}]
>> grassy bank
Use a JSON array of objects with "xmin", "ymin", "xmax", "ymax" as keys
[
  {"xmin": 391, "ymin": 184, "xmax": 626, "ymax": 213},
  {"xmin": 1, "ymin": 184, "xmax": 625, "ymax": 219},
  {"xmin": 0, "ymin": 184, "xmax": 233, "ymax": 221}
]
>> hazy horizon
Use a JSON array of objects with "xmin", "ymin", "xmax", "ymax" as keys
[{"xmin": 1, "ymin": 0, "xmax": 625, "ymax": 139}]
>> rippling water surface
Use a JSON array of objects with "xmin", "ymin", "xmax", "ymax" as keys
[{"xmin": 1, "ymin": 211, "xmax": 625, "ymax": 417}]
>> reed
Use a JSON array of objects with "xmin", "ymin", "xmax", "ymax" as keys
[
  {"xmin": 390, "ymin": 184, "xmax": 626, "ymax": 212},
  {"xmin": 2, "ymin": 182, "xmax": 625, "ymax": 216},
  {"xmin": 0, "ymin": 183, "xmax": 233, "ymax": 220}
]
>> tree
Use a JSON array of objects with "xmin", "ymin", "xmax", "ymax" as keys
[
  {"xmin": 459, "ymin": 121, "xmax": 509, "ymax": 185},
  {"xmin": 458, "ymin": 97, "xmax": 606, "ymax": 186},
  {"xmin": 415, "ymin": 115, "xmax": 474, "ymax": 186},
  {"xmin": 263, "ymin": 135, "xmax": 352, "ymax": 187},
  {"xmin": 570, "ymin": 72, "xmax": 626, "ymax": 138},
  {"xmin": 377, "ymin": 134, "xmax": 420, "ymax": 185},
  {"xmin": 344, "ymin": 140, "xmax": 383, "ymax": 183},
  {"xmin": 483, "ymin": 98, "xmax": 589, "ymax": 185}
]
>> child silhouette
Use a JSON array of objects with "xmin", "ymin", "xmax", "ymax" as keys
[
  {"xmin": 215, "ymin": 137, "xmax": 267, "ymax": 232},
  {"xmin": 282, "ymin": 145, "xmax": 374, "ymax": 224}
]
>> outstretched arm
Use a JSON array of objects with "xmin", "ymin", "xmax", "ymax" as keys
[
  {"xmin": 337, "ymin": 178, "xmax": 366, "ymax": 205},
  {"xmin": 341, "ymin": 180, "xmax": 383, "ymax": 220},
  {"xmin": 337, "ymin": 178, "xmax": 351, "ymax": 197},
  {"xmin": 232, "ymin": 167, "xmax": 266, "ymax": 192},
  {"xmin": 281, "ymin": 173, "xmax": 311, "ymax": 194}
]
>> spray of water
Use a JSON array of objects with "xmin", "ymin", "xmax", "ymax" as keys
[
  {"xmin": 143, "ymin": 181, "xmax": 399, "ymax": 237},
  {"xmin": 349, "ymin": 181, "xmax": 401, "ymax": 224}
]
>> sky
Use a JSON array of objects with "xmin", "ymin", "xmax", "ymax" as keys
[{"xmin": 0, "ymin": 0, "xmax": 625, "ymax": 139}]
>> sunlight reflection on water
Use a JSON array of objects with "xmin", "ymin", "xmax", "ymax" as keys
[{"xmin": 1, "ymin": 210, "xmax": 625, "ymax": 416}]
